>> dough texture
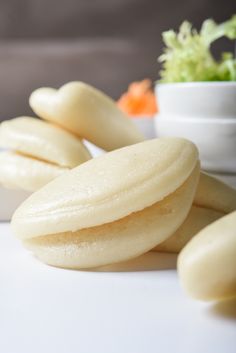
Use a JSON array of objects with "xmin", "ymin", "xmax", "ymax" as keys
[
  {"xmin": 0, "ymin": 116, "xmax": 91, "ymax": 168},
  {"xmin": 23, "ymin": 163, "xmax": 199, "ymax": 269},
  {"xmin": 12, "ymin": 138, "xmax": 199, "ymax": 239},
  {"xmin": 178, "ymin": 211, "xmax": 236, "ymax": 301},
  {"xmin": 0, "ymin": 151, "xmax": 68, "ymax": 192},
  {"xmin": 12, "ymin": 138, "xmax": 200, "ymax": 269},
  {"xmin": 154, "ymin": 206, "xmax": 223, "ymax": 253},
  {"xmin": 29, "ymin": 81, "xmax": 145, "ymax": 151},
  {"xmin": 153, "ymin": 173, "xmax": 236, "ymax": 253}
]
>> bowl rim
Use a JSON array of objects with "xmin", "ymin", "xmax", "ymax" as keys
[
  {"xmin": 155, "ymin": 81, "xmax": 236, "ymax": 89},
  {"xmin": 154, "ymin": 114, "xmax": 236, "ymax": 124}
]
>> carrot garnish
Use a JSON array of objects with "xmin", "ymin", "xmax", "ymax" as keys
[{"xmin": 117, "ymin": 79, "xmax": 158, "ymax": 117}]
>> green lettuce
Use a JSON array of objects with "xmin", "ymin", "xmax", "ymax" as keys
[{"xmin": 158, "ymin": 15, "xmax": 236, "ymax": 82}]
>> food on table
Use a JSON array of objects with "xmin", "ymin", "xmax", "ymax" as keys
[
  {"xmin": 0, "ymin": 116, "xmax": 91, "ymax": 192},
  {"xmin": 158, "ymin": 15, "xmax": 236, "ymax": 83},
  {"xmin": 178, "ymin": 211, "xmax": 236, "ymax": 301},
  {"xmin": 154, "ymin": 173, "xmax": 236, "ymax": 253},
  {"xmin": 1, "ymin": 78, "xmax": 234, "ymax": 305},
  {"xmin": 11, "ymin": 138, "xmax": 199, "ymax": 269},
  {"xmin": 117, "ymin": 79, "xmax": 158, "ymax": 116},
  {"xmin": 29, "ymin": 81, "xmax": 145, "ymax": 151}
]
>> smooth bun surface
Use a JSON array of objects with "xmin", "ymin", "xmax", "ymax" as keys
[
  {"xmin": 0, "ymin": 116, "xmax": 91, "ymax": 168},
  {"xmin": 0, "ymin": 151, "xmax": 68, "ymax": 192},
  {"xmin": 23, "ymin": 164, "xmax": 199, "ymax": 269},
  {"xmin": 194, "ymin": 172, "xmax": 236, "ymax": 213},
  {"xmin": 154, "ymin": 173, "xmax": 236, "ymax": 253},
  {"xmin": 29, "ymin": 81, "xmax": 145, "ymax": 151},
  {"xmin": 154, "ymin": 206, "xmax": 223, "ymax": 253},
  {"xmin": 178, "ymin": 211, "xmax": 236, "ymax": 301},
  {"xmin": 12, "ymin": 138, "xmax": 199, "ymax": 239}
]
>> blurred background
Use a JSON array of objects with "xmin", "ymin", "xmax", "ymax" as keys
[{"xmin": 0, "ymin": 0, "xmax": 235, "ymax": 119}]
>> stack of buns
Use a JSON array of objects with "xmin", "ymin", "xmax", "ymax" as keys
[
  {"xmin": 0, "ymin": 116, "xmax": 91, "ymax": 191},
  {"xmin": 1, "ymin": 81, "xmax": 235, "ymax": 304},
  {"xmin": 0, "ymin": 82, "xmax": 144, "ymax": 192}
]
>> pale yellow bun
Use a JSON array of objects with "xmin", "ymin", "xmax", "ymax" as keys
[
  {"xmin": 23, "ymin": 162, "xmax": 199, "ymax": 269},
  {"xmin": 194, "ymin": 172, "xmax": 236, "ymax": 213},
  {"xmin": 0, "ymin": 117, "xmax": 91, "ymax": 168},
  {"xmin": 178, "ymin": 211, "xmax": 236, "ymax": 301},
  {"xmin": 0, "ymin": 151, "xmax": 68, "ymax": 192},
  {"xmin": 29, "ymin": 81, "xmax": 145, "ymax": 151},
  {"xmin": 153, "ymin": 206, "xmax": 223, "ymax": 253},
  {"xmin": 153, "ymin": 173, "xmax": 236, "ymax": 253},
  {"xmin": 12, "ymin": 138, "xmax": 199, "ymax": 240}
]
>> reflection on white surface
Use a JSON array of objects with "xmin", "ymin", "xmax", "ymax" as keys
[{"xmin": 0, "ymin": 223, "xmax": 235, "ymax": 353}]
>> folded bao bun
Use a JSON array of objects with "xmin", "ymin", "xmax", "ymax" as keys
[
  {"xmin": 178, "ymin": 211, "xmax": 236, "ymax": 301},
  {"xmin": 0, "ymin": 151, "xmax": 68, "ymax": 192},
  {"xmin": 194, "ymin": 172, "xmax": 236, "ymax": 214},
  {"xmin": 11, "ymin": 138, "xmax": 199, "ymax": 269},
  {"xmin": 0, "ymin": 117, "xmax": 91, "ymax": 168},
  {"xmin": 154, "ymin": 206, "xmax": 223, "ymax": 253},
  {"xmin": 0, "ymin": 117, "xmax": 91, "ymax": 192},
  {"xmin": 154, "ymin": 173, "xmax": 236, "ymax": 253},
  {"xmin": 29, "ymin": 81, "xmax": 145, "ymax": 151}
]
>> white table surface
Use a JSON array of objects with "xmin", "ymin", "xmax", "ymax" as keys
[{"xmin": 0, "ymin": 222, "xmax": 235, "ymax": 353}]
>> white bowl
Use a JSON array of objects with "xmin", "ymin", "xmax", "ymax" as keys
[
  {"xmin": 156, "ymin": 82, "xmax": 236, "ymax": 120},
  {"xmin": 155, "ymin": 115, "xmax": 236, "ymax": 173},
  {"xmin": 131, "ymin": 116, "xmax": 156, "ymax": 139},
  {"xmin": 155, "ymin": 82, "xmax": 236, "ymax": 174}
]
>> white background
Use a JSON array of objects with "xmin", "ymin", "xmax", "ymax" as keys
[{"xmin": 1, "ymin": 223, "xmax": 235, "ymax": 353}]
